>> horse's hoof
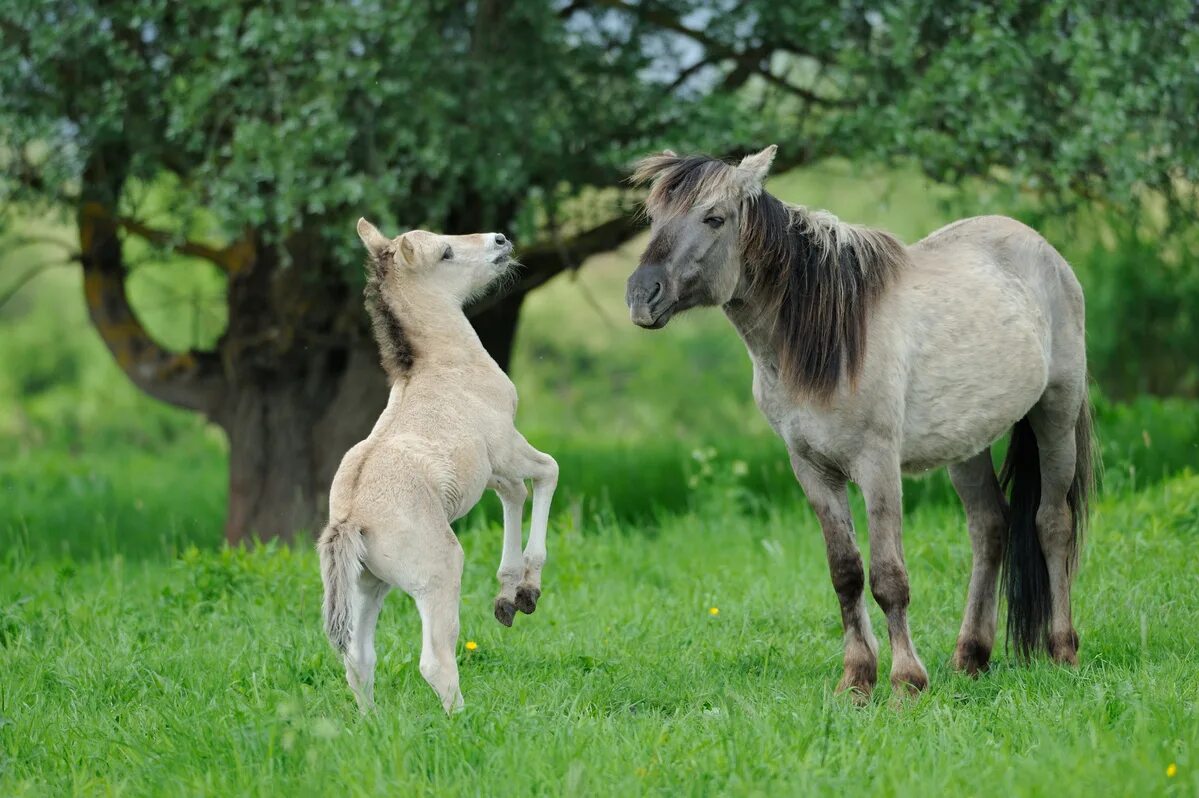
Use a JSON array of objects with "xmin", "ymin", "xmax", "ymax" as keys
[
  {"xmin": 951, "ymin": 639, "xmax": 992, "ymax": 676},
  {"xmin": 835, "ymin": 660, "xmax": 877, "ymax": 704},
  {"xmin": 1048, "ymin": 629, "xmax": 1080, "ymax": 666},
  {"xmin": 494, "ymin": 598, "xmax": 516, "ymax": 627},
  {"xmin": 890, "ymin": 669, "xmax": 929, "ymax": 696},
  {"xmin": 514, "ymin": 586, "xmax": 540, "ymax": 615}
]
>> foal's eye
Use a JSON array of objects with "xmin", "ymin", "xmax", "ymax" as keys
[
  {"xmin": 442, "ymin": 247, "xmax": 453, "ymax": 260},
  {"xmin": 703, "ymin": 216, "xmax": 725, "ymax": 229}
]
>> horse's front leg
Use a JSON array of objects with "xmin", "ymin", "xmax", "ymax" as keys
[
  {"xmin": 858, "ymin": 456, "xmax": 929, "ymax": 694},
  {"xmin": 790, "ymin": 453, "xmax": 879, "ymax": 701}
]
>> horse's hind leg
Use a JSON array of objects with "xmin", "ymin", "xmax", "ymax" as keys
[
  {"xmin": 1029, "ymin": 387, "xmax": 1083, "ymax": 665},
  {"xmin": 948, "ymin": 449, "xmax": 1005, "ymax": 675},
  {"xmin": 790, "ymin": 453, "xmax": 879, "ymax": 700}
]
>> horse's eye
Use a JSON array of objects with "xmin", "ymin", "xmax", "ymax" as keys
[
  {"xmin": 703, "ymin": 216, "xmax": 725, "ymax": 229},
  {"xmin": 442, "ymin": 247, "xmax": 453, "ymax": 260}
]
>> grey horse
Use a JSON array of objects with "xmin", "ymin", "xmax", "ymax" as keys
[{"xmin": 625, "ymin": 146, "xmax": 1093, "ymax": 698}]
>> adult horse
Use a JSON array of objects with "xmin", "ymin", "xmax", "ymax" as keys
[{"xmin": 625, "ymin": 146, "xmax": 1093, "ymax": 697}]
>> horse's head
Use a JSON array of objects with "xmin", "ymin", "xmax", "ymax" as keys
[
  {"xmin": 356, "ymin": 219, "xmax": 515, "ymax": 306},
  {"xmin": 625, "ymin": 146, "xmax": 777, "ymax": 329}
]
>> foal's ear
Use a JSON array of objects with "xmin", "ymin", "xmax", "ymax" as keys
[
  {"xmin": 357, "ymin": 217, "xmax": 390, "ymax": 257},
  {"xmin": 737, "ymin": 144, "xmax": 778, "ymax": 189},
  {"xmin": 396, "ymin": 233, "xmax": 417, "ymax": 266}
]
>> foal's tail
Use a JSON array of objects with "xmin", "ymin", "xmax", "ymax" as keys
[
  {"xmin": 999, "ymin": 400, "xmax": 1094, "ymax": 659},
  {"xmin": 318, "ymin": 521, "xmax": 367, "ymax": 654}
]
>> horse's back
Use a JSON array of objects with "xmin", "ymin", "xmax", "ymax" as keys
[{"xmin": 890, "ymin": 215, "xmax": 1083, "ymax": 470}]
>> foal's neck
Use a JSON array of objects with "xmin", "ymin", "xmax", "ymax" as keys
[{"xmin": 387, "ymin": 290, "xmax": 493, "ymax": 372}]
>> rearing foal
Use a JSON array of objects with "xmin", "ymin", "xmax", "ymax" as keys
[{"xmin": 626, "ymin": 147, "xmax": 1093, "ymax": 697}]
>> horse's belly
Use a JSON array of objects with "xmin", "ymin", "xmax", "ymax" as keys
[{"xmin": 899, "ymin": 317, "xmax": 1049, "ymax": 472}]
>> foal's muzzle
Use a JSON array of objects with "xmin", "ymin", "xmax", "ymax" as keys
[{"xmin": 626, "ymin": 265, "xmax": 675, "ymax": 329}]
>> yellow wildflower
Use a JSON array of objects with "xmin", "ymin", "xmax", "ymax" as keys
[
  {"xmin": 1166, "ymin": 763, "xmax": 1177, "ymax": 778},
  {"xmin": 709, "ymin": 607, "xmax": 720, "ymax": 616},
  {"xmin": 465, "ymin": 641, "xmax": 478, "ymax": 652}
]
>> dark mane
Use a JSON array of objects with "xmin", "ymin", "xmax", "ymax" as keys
[
  {"xmin": 742, "ymin": 191, "xmax": 907, "ymax": 399},
  {"xmin": 363, "ymin": 249, "xmax": 416, "ymax": 383}
]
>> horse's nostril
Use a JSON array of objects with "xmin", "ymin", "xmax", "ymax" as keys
[
  {"xmin": 494, "ymin": 234, "xmax": 507, "ymax": 246},
  {"xmin": 648, "ymin": 282, "xmax": 663, "ymax": 303}
]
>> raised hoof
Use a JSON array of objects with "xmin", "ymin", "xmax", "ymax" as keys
[
  {"xmin": 890, "ymin": 669, "xmax": 929, "ymax": 696},
  {"xmin": 951, "ymin": 639, "xmax": 992, "ymax": 677},
  {"xmin": 514, "ymin": 586, "xmax": 540, "ymax": 615},
  {"xmin": 493, "ymin": 598, "xmax": 516, "ymax": 627},
  {"xmin": 1050, "ymin": 631, "xmax": 1080, "ymax": 666},
  {"xmin": 835, "ymin": 660, "xmax": 877, "ymax": 705}
]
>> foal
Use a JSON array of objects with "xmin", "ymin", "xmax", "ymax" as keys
[
  {"xmin": 626, "ymin": 147, "xmax": 1093, "ymax": 698},
  {"xmin": 319, "ymin": 219, "xmax": 558, "ymax": 713}
]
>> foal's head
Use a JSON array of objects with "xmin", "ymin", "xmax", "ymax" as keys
[
  {"xmin": 625, "ymin": 146, "xmax": 777, "ymax": 328},
  {"xmin": 356, "ymin": 218, "xmax": 516, "ymax": 306}
]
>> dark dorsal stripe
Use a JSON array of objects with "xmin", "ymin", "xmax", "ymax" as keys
[{"xmin": 364, "ymin": 251, "xmax": 416, "ymax": 382}]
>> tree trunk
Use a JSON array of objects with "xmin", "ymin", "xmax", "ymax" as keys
[
  {"xmin": 219, "ymin": 344, "xmax": 387, "ymax": 545},
  {"xmin": 470, "ymin": 290, "xmax": 526, "ymax": 371}
]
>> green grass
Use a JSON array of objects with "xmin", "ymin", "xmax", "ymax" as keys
[
  {"xmin": 3, "ymin": 159, "xmax": 1199, "ymax": 794},
  {"xmin": 2, "ymin": 474, "xmax": 1197, "ymax": 796}
]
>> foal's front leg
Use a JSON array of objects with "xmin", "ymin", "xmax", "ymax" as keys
[
  {"xmin": 489, "ymin": 475, "xmax": 529, "ymax": 627},
  {"xmin": 858, "ymin": 457, "xmax": 929, "ymax": 693},
  {"xmin": 790, "ymin": 454, "xmax": 879, "ymax": 699},
  {"xmin": 514, "ymin": 440, "xmax": 558, "ymax": 615}
]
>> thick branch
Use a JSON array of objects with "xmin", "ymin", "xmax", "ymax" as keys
[
  {"xmin": 79, "ymin": 197, "xmax": 226, "ymax": 414},
  {"xmin": 115, "ymin": 216, "xmax": 255, "ymax": 274},
  {"xmin": 467, "ymin": 212, "xmax": 646, "ymax": 317}
]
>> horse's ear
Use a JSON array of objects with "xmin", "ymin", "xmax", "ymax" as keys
[
  {"xmin": 737, "ymin": 144, "xmax": 778, "ymax": 188},
  {"xmin": 662, "ymin": 148, "xmax": 677, "ymax": 157},
  {"xmin": 357, "ymin": 217, "xmax": 390, "ymax": 257}
]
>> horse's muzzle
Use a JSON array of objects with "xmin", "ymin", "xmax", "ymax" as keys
[{"xmin": 626, "ymin": 266, "xmax": 673, "ymax": 328}]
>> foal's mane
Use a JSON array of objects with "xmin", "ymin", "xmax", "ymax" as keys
[
  {"xmin": 364, "ymin": 248, "xmax": 416, "ymax": 383},
  {"xmin": 634, "ymin": 153, "xmax": 909, "ymax": 399}
]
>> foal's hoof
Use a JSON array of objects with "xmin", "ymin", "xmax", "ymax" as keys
[
  {"xmin": 951, "ymin": 639, "xmax": 992, "ymax": 677},
  {"xmin": 514, "ymin": 586, "xmax": 540, "ymax": 615},
  {"xmin": 494, "ymin": 598, "xmax": 516, "ymax": 627}
]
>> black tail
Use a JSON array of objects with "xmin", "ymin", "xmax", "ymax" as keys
[{"xmin": 999, "ymin": 403, "xmax": 1094, "ymax": 660}]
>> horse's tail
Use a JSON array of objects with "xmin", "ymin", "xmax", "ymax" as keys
[
  {"xmin": 318, "ymin": 521, "xmax": 367, "ymax": 654},
  {"xmin": 999, "ymin": 399, "xmax": 1094, "ymax": 659}
]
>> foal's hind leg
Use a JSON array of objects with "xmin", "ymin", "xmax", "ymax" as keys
[
  {"xmin": 790, "ymin": 454, "xmax": 878, "ymax": 700},
  {"xmin": 344, "ymin": 570, "xmax": 390, "ymax": 711},
  {"xmin": 411, "ymin": 531, "xmax": 466, "ymax": 713},
  {"xmin": 1029, "ymin": 389, "xmax": 1084, "ymax": 665},
  {"xmin": 948, "ymin": 449, "xmax": 1005, "ymax": 675}
]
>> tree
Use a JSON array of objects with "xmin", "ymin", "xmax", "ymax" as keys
[
  {"xmin": 2, "ymin": 1, "xmax": 663, "ymax": 542},
  {"xmin": 4, "ymin": 0, "xmax": 1196, "ymax": 541}
]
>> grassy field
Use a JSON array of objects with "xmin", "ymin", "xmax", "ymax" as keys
[{"xmin": 2, "ymin": 160, "xmax": 1198, "ymax": 795}]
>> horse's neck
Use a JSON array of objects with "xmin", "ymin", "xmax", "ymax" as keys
[{"xmin": 722, "ymin": 297, "xmax": 779, "ymax": 375}]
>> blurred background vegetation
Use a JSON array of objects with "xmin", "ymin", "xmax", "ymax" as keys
[{"xmin": 2, "ymin": 0, "xmax": 1198, "ymax": 553}]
